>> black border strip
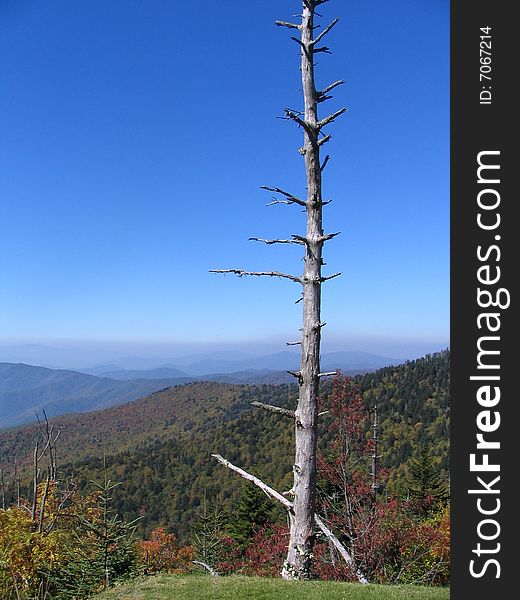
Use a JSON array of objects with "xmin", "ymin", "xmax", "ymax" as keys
[{"xmin": 451, "ymin": 1, "xmax": 515, "ymax": 596}]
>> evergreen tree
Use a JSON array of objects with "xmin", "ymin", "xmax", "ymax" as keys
[
  {"xmin": 227, "ymin": 482, "xmax": 272, "ymax": 547},
  {"xmin": 192, "ymin": 491, "xmax": 228, "ymax": 569},
  {"xmin": 407, "ymin": 445, "xmax": 448, "ymax": 510},
  {"xmin": 47, "ymin": 478, "xmax": 139, "ymax": 597}
]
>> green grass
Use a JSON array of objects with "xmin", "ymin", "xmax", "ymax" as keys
[{"xmin": 96, "ymin": 574, "xmax": 450, "ymax": 600}]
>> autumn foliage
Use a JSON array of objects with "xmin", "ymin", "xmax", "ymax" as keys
[
  {"xmin": 1, "ymin": 371, "xmax": 449, "ymax": 591},
  {"xmin": 192, "ymin": 376, "xmax": 450, "ymax": 585},
  {"xmin": 139, "ymin": 527, "xmax": 194, "ymax": 574},
  {"xmin": 0, "ymin": 504, "xmax": 67, "ymax": 594},
  {"xmin": 313, "ymin": 377, "xmax": 449, "ymax": 585}
]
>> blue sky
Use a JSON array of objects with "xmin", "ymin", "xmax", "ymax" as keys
[{"xmin": 0, "ymin": 0, "xmax": 449, "ymax": 359}]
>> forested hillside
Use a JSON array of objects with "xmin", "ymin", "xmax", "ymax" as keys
[
  {"xmin": 360, "ymin": 351, "xmax": 450, "ymax": 488},
  {"xmin": 0, "ymin": 383, "xmax": 296, "ymax": 471},
  {"xmin": 0, "ymin": 362, "xmax": 193, "ymax": 428},
  {"xmin": 2, "ymin": 350, "xmax": 449, "ymax": 539}
]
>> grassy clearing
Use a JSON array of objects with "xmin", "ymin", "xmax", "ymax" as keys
[{"xmin": 96, "ymin": 574, "xmax": 450, "ymax": 600}]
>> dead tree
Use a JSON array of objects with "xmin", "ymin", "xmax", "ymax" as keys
[
  {"xmin": 13, "ymin": 459, "xmax": 20, "ymax": 507},
  {"xmin": 28, "ymin": 412, "xmax": 61, "ymax": 522},
  {"xmin": 31, "ymin": 441, "xmax": 39, "ymax": 520},
  {"xmin": 210, "ymin": 0, "xmax": 358, "ymax": 581},
  {"xmin": 212, "ymin": 455, "xmax": 367, "ymax": 583},
  {"xmin": 371, "ymin": 406, "xmax": 380, "ymax": 501},
  {"xmin": 37, "ymin": 410, "xmax": 60, "ymax": 481},
  {"xmin": 1, "ymin": 467, "xmax": 5, "ymax": 510}
]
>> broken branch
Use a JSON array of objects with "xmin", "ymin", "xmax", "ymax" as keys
[
  {"xmin": 318, "ymin": 108, "xmax": 347, "ymax": 129},
  {"xmin": 211, "ymin": 454, "xmax": 292, "ymax": 509},
  {"xmin": 211, "ymin": 454, "xmax": 368, "ymax": 583},
  {"xmin": 261, "ymin": 185, "xmax": 306, "ymax": 207},
  {"xmin": 290, "ymin": 36, "xmax": 308, "ymax": 51},
  {"xmin": 287, "ymin": 370, "xmax": 302, "ymax": 380},
  {"xmin": 275, "ymin": 20, "xmax": 301, "ymax": 30},
  {"xmin": 321, "ymin": 271, "xmax": 341, "ymax": 282},
  {"xmin": 315, "ymin": 515, "xmax": 369, "ymax": 583},
  {"xmin": 320, "ymin": 154, "xmax": 330, "ymax": 171},
  {"xmin": 319, "ymin": 232, "xmax": 340, "ymax": 242},
  {"xmin": 284, "ymin": 109, "xmax": 315, "ymax": 135},
  {"xmin": 210, "ymin": 269, "xmax": 302, "ymax": 284},
  {"xmin": 311, "ymin": 18, "xmax": 339, "ymax": 45},
  {"xmin": 250, "ymin": 401, "xmax": 296, "ymax": 419},
  {"xmin": 317, "ymin": 134, "xmax": 332, "ymax": 146},
  {"xmin": 319, "ymin": 79, "xmax": 345, "ymax": 99},
  {"xmin": 249, "ymin": 237, "xmax": 304, "ymax": 246},
  {"xmin": 267, "ymin": 199, "xmax": 300, "ymax": 207},
  {"xmin": 192, "ymin": 561, "xmax": 220, "ymax": 577}
]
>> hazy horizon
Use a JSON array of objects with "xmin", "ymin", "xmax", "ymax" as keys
[{"xmin": 0, "ymin": 336, "xmax": 449, "ymax": 371}]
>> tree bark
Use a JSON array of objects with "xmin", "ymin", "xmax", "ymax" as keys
[
  {"xmin": 0, "ymin": 468, "xmax": 5, "ymax": 510},
  {"xmin": 210, "ymin": 0, "xmax": 347, "ymax": 580},
  {"xmin": 32, "ymin": 442, "xmax": 39, "ymax": 521},
  {"xmin": 282, "ymin": 1, "xmax": 324, "ymax": 580}
]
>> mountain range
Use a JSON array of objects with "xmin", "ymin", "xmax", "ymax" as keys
[
  {"xmin": 79, "ymin": 350, "xmax": 404, "ymax": 379},
  {"xmin": 0, "ymin": 351, "xmax": 404, "ymax": 428},
  {"xmin": 0, "ymin": 363, "xmax": 192, "ymax": 429},
  {"xmin": 0, "ymin": 351, "xmax": 450, "ymax": 539}
]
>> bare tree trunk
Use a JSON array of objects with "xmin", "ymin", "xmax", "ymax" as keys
[
  {"xmin": 13, "ymin": 459, "xmax": 20, "ymax": 508},
  {"xmin": 32, "ymin": 442, "xmax": 39, "ymax": 520},
  {"xmin": 211, "ymin": 0, "xmax": 346, "ymax": 581},
  {"xmin": 38, "ymin": 474, "xmax": 50, "ymax": 533},
  {"xmin": 39, "ymin": 409, "xmax": 59, "ymax": 481},
  {"xmin": 282, "ymin": 0, "xmax": 342, "ymax": 580},
  {"xmin": 282, "ymin": 6, "xmax": 320, "ymax": 578},
  {"xmin": 0, "ymin": 468, "xmax": 5, "ymax": 510},
  {"xmin": 371, "ymin": 406, "xmax": 380, "ymax": 502}
]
